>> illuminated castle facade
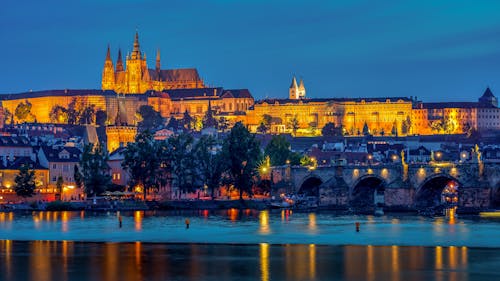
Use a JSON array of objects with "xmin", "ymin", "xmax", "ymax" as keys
[
  {"xmin": 0, "ymin": 32, "xmax": 499, "ymax": 144},
  {"xmin": 102, "ymin": 32, "xmax": 205, "ymax": 94}
]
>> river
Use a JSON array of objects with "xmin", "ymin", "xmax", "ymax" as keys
[{"xmin": 1, "ymin": 210, "xmax": 500, "ymax": 280}]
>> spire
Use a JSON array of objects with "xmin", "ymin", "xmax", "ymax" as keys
[
  {"xmin": 299, "ymin": 78, "xmax": 305, "ymax": 89},
  {"xmin": 105, "ymin": 44, "xmax": 112, "ymax": 61},
  {"xmin": 131, "ymin": 31, "xmax": 141, "ymax": 59},
  {"xmin": 116, "ymin": 48, "xmax": 124, "ymax": 72},
  {"xmin": 156, "ymin": 49, "xmax": 161, "ymax": 72},
  {"xmin": 289, "ymin": 76, "xmax": 298, "ymax": 89}
]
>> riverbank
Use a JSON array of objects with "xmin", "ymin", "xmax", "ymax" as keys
[{"xmin": 0, "ymin": 199, "xmax": 494, "ymax": 215}]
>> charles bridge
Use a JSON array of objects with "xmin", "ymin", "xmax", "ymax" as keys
[{"xmin": 271, "ymin": 158, "xmax": 500, "ymax": 211}]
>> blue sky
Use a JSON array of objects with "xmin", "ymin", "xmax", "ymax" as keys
[{"xmin": 1, "ymin": 0, "xmax": 500, "ymax": 101}]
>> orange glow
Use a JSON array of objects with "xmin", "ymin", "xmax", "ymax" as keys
[
  {"xmin": 260, "ymin": 243, "xmax": 269, "ymax": 281},
  {"xmin": 134, "ymin": 211, "xmax": 143, "ymax": 231},
  {"xmin": 309, "ymin": 244, "xmax": 316, "ymax": 280},
  {"xmin": 228, "ymin": 208, "xmax": 239, "ymax": 222},
  {"xmin": 259, "ymin": 210, "xmax": 270, "ymax": 234},
  {"xmin": 308, "ymin": 213, "xmax": 317, "ymax": 232}
]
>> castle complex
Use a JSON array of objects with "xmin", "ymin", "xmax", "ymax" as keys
[
  {"xmin": 102, "ymin": 32, "xmax": 205, "ymax": 93},
  {"xmin": 0, "ymin": 32, "xmax": 499, "ymax": 152}
]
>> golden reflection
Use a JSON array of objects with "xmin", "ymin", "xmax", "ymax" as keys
[
  {"xmin": 2, "ymin": 240, "xmax": 12, "ymax": 280},
  {"xmin": 449, "ymin": 246, "xmax": 457, "ymax": 269},
  {"xmin": 62, "ymin": 211, "xmax": 69, "ymax": 232},
  {"xmin": 135, "ymin": 242, "xmax": 142, "ymax": 269},
  {"xmin": 281, "ymin": 209, "xmax": 285, "ymax": 222},
  {"xmin": 435, "ymin": 246, "xmax": 443, "ymax": 269},
  {"xmin": 228, "ymin": 208, "xmax": 239, "ymax": 222},
  {"xmin": 30, "ymin": 241, "xmax": 51, "ymax": 281},
  {"xmin": 461, "ymin": 246, "xmax": 468, "ymax": 266},
  {"xmin": 391, "ymin": 245, "xmax": 399, "ymax": 281},
  {"xmin": 260, "ymin": 243, "xmax": 269, "ymax": 281},
  {"xmin": 80, "ymin": 210, "xmax": 85, "ymax": 220},
  {"xmin": 309, "ymin": 244, "xmax": 316, "ymax": 280},
  {"xmin": 8, "ymin": 212, "xmax": 13, "ymax": 221},
  {"xmin": 104, "ymin": 243, "xmax": 119, "ymax": 281},
  {"xmin": 0, "ymin": 212, "xmax": 5, "ymax": 222},
  {"xmin": 308, "ymin": 213, "xmax": 317, "ymax": 232},
  {"xmin": 134, "ymin": 211, "xmax": 143, "ymax": 231},
  {"xmin": 259, "ymin": 210, "xmax": 270, "ymax": 234},
  {"xmin": 433, "ymin": 218, "xmax": 444, "ymax": 234},
  {"xmin": 367, "ymin": 245, "xmax": 374, "ymax": 281}
]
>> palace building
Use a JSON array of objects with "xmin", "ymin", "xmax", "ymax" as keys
[{"xmin": 0, "ymin": 32, "xmax": 499, "ymax": 146}]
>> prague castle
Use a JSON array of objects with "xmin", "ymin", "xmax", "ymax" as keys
[
  {"xmin": 102, "ymin": 32, "xmax": 205, "ymax": 93},
  {"xmin": 0, "ymin": 32, "xmax": 499, "ymax": 152}
]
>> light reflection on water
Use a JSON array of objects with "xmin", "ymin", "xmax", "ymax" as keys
[{"xmin": 0, "ymin": 240, "xmax": 494, "ymax": 281}]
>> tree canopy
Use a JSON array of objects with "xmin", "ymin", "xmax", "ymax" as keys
[
  {"xmin": 137, "ymin": 105, "xmax": 164, "ymax": 132},
  {"xmin": 14, "ymin": 164, "xmax": 36, "ymax": 198},
  {"xmin": 222, "ymin": 122, "xmax": 261, "ymax": 199},
  {"xmin": 80, "ymin": 143, "xmax": 111, "ymax": 196},
  {"xmin": 264, "ymin": 135, "xmax": 291, "ymax": 166}
]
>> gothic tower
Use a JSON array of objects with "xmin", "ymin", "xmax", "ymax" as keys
[
  {"xmin": 298, "ymin": 78, "xmax": 306, "ymax": 99},
  {"xmin": 289, "ymin": 76, "xmax": 299, "ymax": 99},
  {"xmin": 125, "ymin": 32, "xmax": 150, "ymax": 93},
  {"xmin": 101, "ymin": 45, "xmax": 115, "ymax": 90}
]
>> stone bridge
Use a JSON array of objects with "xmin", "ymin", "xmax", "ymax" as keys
[{"xmin": 271, "ymin": 161, "xmax": 500, "ymax": 211}]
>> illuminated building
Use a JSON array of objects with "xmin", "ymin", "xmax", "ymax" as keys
[{"xmin": 102, "ymin": 32, "xmax": 205, "ymax": 93}]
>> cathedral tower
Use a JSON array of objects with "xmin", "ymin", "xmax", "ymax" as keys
[
  {"xmin": 101, "ymin": 45, "xmax": 115, "ymax": 90},
  {"xmin": 125, "ymin": 32, "xmax": 150, "ymax": 93},
  {"xmin": 298, "ymin": 78, "xmax": 306, "ymax": 99}
]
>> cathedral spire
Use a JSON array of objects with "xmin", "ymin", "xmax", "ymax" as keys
[
  {"xmin": 299, "ymin": 78, "xmax": 305, "ymax": 89},
  {"xmin": 156, "ymin": 49, "xmax": 161, "ymax": 72},
  {"xmin": 105, "ymin": 44, "xmax": 112, "ymax": 61},
  {"xmin": 116, "ymin": 48, "xmax": 124, "ymax": 72},
  {"xmin": 290, "ymin": 76, "xmax": 298, "ymax": 89},
  {"xmin": 131, "ymin": 31, "xmax": 141, "ymax": 59}
]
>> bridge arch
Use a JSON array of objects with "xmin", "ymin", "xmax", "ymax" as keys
[
  {"xmin": 298, "ymin": 175, "xmax": 323, "ymax": 197},
  {"xmin": 415, "ymin": 174, "xmax": 461, "ymax": 209},
  {"xmin": 349, "ymin": 175, "xmax": 387, "ymax": 209}
]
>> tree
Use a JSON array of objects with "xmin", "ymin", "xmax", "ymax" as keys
[
  {"xmin": 4, "ymin": 109, "xmax": 13, "ymax": 125},
  {"xmin": 80, "ymin": 143, "xmax": 111, "ymax": 197},
  {"xmin": 289, "ymin": 116, "xmax": 299, "ymax": 136},
  {"xmin": 403, "ymin": 116, "xmax": 412, "ymax": 135},
  {"xmin": 14, "ymin": 164, "xmax": 36, "ymax": 198},
  {"xmin": 95, "ymin": 110, "xmax": 107, "ymax": 126},
  {"xmin": 79, "ymin": 105, "xmax": 96, "ymax": 125},
  {"xmin": 257, "ymin": 122, "xmax": 268, "ymax": 134},
  {"xmin": 222, "ymin": 122, "xmax": 261, "ymax": 200},
  {"xmin": 181, "ymin": 110, "xmax": 193, "ymax": 130},
  {"xmin": 67, "ymin": 98, "xmax": 83, "ymax": 125},
  {"xmin": 391, "ymin": 121, "xmax": 398, "ymax": 136},
  {"xmin": 122, "ymin": 131, "xmax": 169, "ymax": 199},
  {"xmin": 322, "ymin": 122, "xmax": 335, "ymax": 136},
  {"xmin": 288, "ymin": 152, "xmax": 302, "ymax": 166},
  {"xmin": 265, "ymin": 135, "xmax": 291, "ymax": 166},
  {"xmin": 74, "ymin": 165, "xmax": 83, "ymax": 189},
  {"xmin": 49, "ymin": 105, "xmax": 68, "ymax": 124},
  {"xmin": 166, "ymin": 116, "xmax": 180, "ymax": 131},
  {"xmin": 202, "ymin": 103, "xmax": 218, "ymax": 129},
  {"xmin": 14, "ymin": 100, "xmax": 34, "ymax": 122},
  {"xmin": 362, "ymin": 122, "xmax": 370, "ymax": 136},
  {"xmin": 56, "ymin": 175, "xmax": 64, "ymax": 200},
  {"xmin": 194, "ymin": 135, "xmax": 225, "ymax": 199},
  {"xmin": 168, "ymin": 132, "xmax": 196, "ymax": 192},
  {"xmin": 218, "ymin": 117, "xmax": 230, "ymax": 132},
  {"xmin": 137, "ymin": 105, "xmax": 164, "ymax": 132}
]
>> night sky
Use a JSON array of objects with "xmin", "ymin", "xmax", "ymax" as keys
[{"xmin": 1, "ymin": 0, "xmax": 500, "ymax": 101}]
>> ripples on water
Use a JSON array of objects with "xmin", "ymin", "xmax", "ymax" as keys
[
  {"xmin": 1, "ymin": 210, "xmax": 500, "ymax": 280},
  {"xmin": 1, "ymin": 240, "xmax": 500, "ymax": 281}
]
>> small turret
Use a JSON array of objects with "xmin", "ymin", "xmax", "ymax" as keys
[
  {"xmin": 156, "ymin": 49, "xmax": 161, "ymax": 73},
  {"xmin": 479, "ymin": 87, "xmax": 498, "ymax": 108}
]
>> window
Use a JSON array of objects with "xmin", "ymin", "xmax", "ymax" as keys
[
  {"xmin": 52, "ymin": 164, "xmax": 57, "ymax": 169},
  {"xmin": 63, "ymin": 165, "xmax": 69, "ymax": 172}
]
